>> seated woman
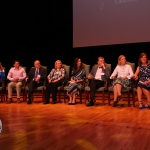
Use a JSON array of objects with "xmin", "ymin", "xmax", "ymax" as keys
[
  {"xmin": 110, "ymin": 55, "xmax": 133, "ymax": 107},
  {"xmin": 134, "ymin": 53, "xmax": 150, "ymax": 109},
  {"xmin": 44, "ymin": 60, "xmax": 65, "ymax": 104},
  {"xmin": 67, "ymin": 58, "xmax": 86, "ymax": 105},
  {"xmin": 0, "ymin": 62, "xmax": 5, "ymax": 87}
]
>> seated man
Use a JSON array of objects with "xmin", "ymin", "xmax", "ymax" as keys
[
  {"xmin": 26, "ymin": 60, "xmax": 47, "ymax": 104},
  {"xmin": 7, "ymin": 60, "xmax": 26, "ymax": 103},
  {"xmin": 86, "ymin": 57, "xmax": 110, "ymax": 106}
]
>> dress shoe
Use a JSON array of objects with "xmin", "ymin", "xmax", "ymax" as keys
[
  {"xmin": 112, "ymin": 101, "xmax": 118, "ymax": 107},
  {"xmin": 86, "ymin": 101, "xmax": 94, "ymax": 107},
  {"xmin": 27, "ymin": 100, "xmax": 32, "ymax": 104},
  {"xmin": 43, "ymin": 101, "xmax": 49, "ymax": 104},
  {"xmin": 6, "ymin": 98, "xmax": 12, "ymax": 104}
]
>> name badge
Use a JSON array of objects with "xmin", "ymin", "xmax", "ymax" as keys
[{"xmin": 101, "ymin": 73, "xmax": 105, "ymax": 75}]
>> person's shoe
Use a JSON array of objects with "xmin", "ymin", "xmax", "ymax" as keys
[
  {"xmin": 86, "ymin": 101, "xmax": 94, "ymax": 106},
  {"xmin": 6, "ymin": 98, "xmax": 12, "ymax": 104},
  {"xmin": 17, "ymin": 98, "xmax": 20, "ymax": 103},
  {"xmin": 43, "ymin": 101, "xmax": 49, "ymax": 104},
  {"xmin": 112, "ymin": 101, "xmax": 118, "ymax": 107},
  {"xmin": 118, "ymin": 95, "xmax": 122, "ymax": 101},
  {"xmin": 139, "ymin": 101, "xmax": 144, "ymax": 109},
  {"xmin": 52, "ymin": 101, "xmax": 56, "ymax": 104},
  {"xmin": 144, "ymin": 102, "xmax": 150, "ymax": 108},
  {"xmin": 27, "ymin": 100, "xmax": 32, "ymax": 104}
]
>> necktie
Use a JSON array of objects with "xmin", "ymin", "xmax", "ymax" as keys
[{"xmin": 34, "ymin": 69, "xmax": 38, "ymax": 78}]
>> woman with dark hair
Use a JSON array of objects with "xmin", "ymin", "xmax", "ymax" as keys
[
  {"xmin": 0, "ymin": 62, "xmax": 5, "ymax": 87},
  {"xmin": 134, "ymin": 52, "xmax": 150, "ymax": 109},
  {"xmin": 67, "ymin": 58, "xmax": 86, "ymax": 104}
]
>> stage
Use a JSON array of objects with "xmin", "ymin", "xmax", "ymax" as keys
[{"xmin": 0, "ymin": 96, "xmax": 150, "ymax": 150}]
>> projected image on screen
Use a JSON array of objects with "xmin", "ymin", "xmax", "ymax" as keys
[{"xmin": 73, "ymin": 0, "xmax": 150, "ymax": 47}]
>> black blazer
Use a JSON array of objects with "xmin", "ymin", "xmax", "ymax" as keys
[{"xmin": 27, "ymin": 66, "xmax": 47, "ymax": 84}]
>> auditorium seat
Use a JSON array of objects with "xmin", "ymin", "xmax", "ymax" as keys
[
  {"xmin": 5, "ymin": 67, "xmax": 26, "ymax": 102},
  {"xmin": 108, "ymin": 62, "xmax": 135, "ymax": 106},
  {"xmin": 84, "ymin": 63, "xmax": 111, "ymax": 105}
]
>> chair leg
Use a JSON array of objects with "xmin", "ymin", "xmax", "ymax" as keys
[
  {"xmin": 25, "ymin": 90, "xmax": 27, "ymax": 102},
  {"xmin": 58, "ymin": 90, "xmax": 61, "ymax": 102},
  {"xmin": 64, "ymin": 90, "xmax": 66, "ymax": 103},
  {"xmin": 84, "ymin": 90, "xmax": 87, "ymax": 104},
  {"xmin": 1, "ymin": 90, "xmax": 2, "ymax": 102},
  {"xmin": 128, "ymin": 91, "xmax": 130, "ymax": 106},
  {"xmin": 80, "ymin": 90, "xmax": 82, "ymax": 104},
  {"xmin": 42, "ymin": 88, "xmax": 44, "ymax": 102},
  {"xmin": 108, "ymin": 91, "xmax": 110, "ymax": 105},
  {"xmin": 5, "ymin": 90, "xmax": 8, "ymax": 102},
  {"xmin": 102, "ymin": 90, "xmax": 105, "ymax": 105},
  {"xmin": 133, "ymin": 91, "xmax": 135, "ymax": 107}
]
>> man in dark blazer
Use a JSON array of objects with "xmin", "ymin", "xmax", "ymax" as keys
[
  {"xmin": 86, "ymin": 57, "xmax": 110, "ymax": 106},
  {"xmin": 26, "ymin": 60, "xmax": 47, "ymax": 104}
]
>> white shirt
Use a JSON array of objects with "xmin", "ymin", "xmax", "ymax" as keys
[
  {"xmin": 110, "ymin": 64, "xmax": 133, "ymax": 79},
  {"xmin": 95, "ymin": 67, "xmax": 103, "ymax": 80}
]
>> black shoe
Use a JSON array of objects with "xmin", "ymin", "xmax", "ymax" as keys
[
  {"xmin": 43, "ymin": 101, "xmax": 49, "ymax": 104},
  {"xmin": 112, "ymin": 101, "xmax": 118, "ymax": 107},
  {"xmin": 86, "ymin": 101, "xmax": 94, "ymax": 107},
  {"xmin": 52, "ymin": 101, "xmax": 56, "ymax": 104},
  {"xmin": 27, "ymin": 100, "xmax": 32, "ymax": 104}
]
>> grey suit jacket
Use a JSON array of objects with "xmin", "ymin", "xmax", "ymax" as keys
[{"xmin": 89, "ymin": 64, "xmax": 110, "ymax": 82}]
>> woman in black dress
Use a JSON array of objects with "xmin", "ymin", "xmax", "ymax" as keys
[{"xmin": 134, "ymin": 53, "xmax": 150, "ymax": 109}]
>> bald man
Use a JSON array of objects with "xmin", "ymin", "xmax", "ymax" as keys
[{"xmin": 26, "ymin": 60, "xmax": 47, "ymax": 104}]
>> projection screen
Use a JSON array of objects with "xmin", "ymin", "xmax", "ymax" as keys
[{"xmin": 73, "ymin": 0, "xmax": 150, "ymax": 47}]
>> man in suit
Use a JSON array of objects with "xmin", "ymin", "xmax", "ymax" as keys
[
  {"xmin": 86, "ymin": 57, "xmax": 110, "ymax": 106},
  {"xmin": 26, "ymin": 60, "xmax": 47, "ymax": 104}
]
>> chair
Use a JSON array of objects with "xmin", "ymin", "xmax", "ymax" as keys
[
  {"xmin": 0, "ymin": 67, "xmax": 6, "ymax": 102},
  {"xmin": 84, "ymin": 63, "xmax": 111, "ymax": 105},
  {"xmin": 57, "ymin": 64, "xmax": 70, "ymax": 102},
  {"xmin": 24, "ymin": 66, "xmax": 47, "ymax": 102},
  {"xmin": 5, "ymin": 67, "xmax": 26, "ymax": 102},
  {"xmin": 63, "ymin": 63, "xmax": 89, "ymax": 103},
  {"xmin": 108, "ymin": 62, "xmax": 135, "ymax": 106},
  {"xmin": 75, "ymin": 63, "xmax": 90, "ymax": 103}
]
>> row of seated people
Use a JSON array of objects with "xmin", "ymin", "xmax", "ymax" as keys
[{"xmin": 0, "ymin": 52, "xmax": 150, "ymax": 109}]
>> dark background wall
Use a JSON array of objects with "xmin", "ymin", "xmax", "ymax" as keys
[{"xmin": 1, "ymin": 1, "xmax": 150, "ymax": 75}]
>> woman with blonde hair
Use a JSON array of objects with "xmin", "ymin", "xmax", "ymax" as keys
[
  {"xmin": 110, "ymin": 55, "xmax": 133, "ymax": 107},
  {"xmin": 134, "ymin": 53, "xmax": 150, "ymax": 109},
  {"xmin": 44, "ymin": 60, "xmax": 65, "ymax": 104},
  {"xmin": 0, "ymin": 62, "xmax": 5, "ymax": 87}
]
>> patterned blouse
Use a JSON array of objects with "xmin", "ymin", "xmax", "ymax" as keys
[{"xmin": 47, "ymin": 68, "xmax": 65, "ymax": 81}]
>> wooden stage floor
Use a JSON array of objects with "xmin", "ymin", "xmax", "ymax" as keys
[{"xmin": 0, "ymin": 94, "xmax": 150, "ymax": 150}]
